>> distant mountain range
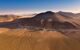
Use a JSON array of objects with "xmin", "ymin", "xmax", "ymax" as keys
[{"xmin": 0, "ymin": 11, "xmax": 80, "ymax": 30}]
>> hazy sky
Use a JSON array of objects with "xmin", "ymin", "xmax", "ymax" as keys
[{"xmin": 0, "ymin": 0, "xmax": 80, "ymax": 14}]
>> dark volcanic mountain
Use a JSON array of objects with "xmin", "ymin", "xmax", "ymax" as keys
[{"xmin": 0, "ymin": 11, "xmax": 80, "ymax": 30}]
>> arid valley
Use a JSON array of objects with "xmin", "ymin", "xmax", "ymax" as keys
[{"xmin": 0, "ymin": 11, "xmax": 80, "ymax": 50}]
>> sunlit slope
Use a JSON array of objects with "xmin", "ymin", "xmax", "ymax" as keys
[
  {"xmin": 0, "ymin": 29, "xmax": 80, "ymax": 50},
  {"xmin": 0, "ymin": 28, "xmax": 10, "ymax": 33}
]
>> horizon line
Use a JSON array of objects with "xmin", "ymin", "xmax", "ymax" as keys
[{"xmin": 0, "ymin": 10, "xmax": 79, "ymax": 15}]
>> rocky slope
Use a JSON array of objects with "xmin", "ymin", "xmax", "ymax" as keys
[
  {"xmin": 0, "ymin": 11, "xmax": 80, "ymax": 30},
  {"xmin": 13, "ymin": 11, "xmax": 80, "ymax": 29}
]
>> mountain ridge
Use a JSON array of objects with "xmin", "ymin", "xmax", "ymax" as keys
[{"xmin": 0, "ymin": 11, "xmax": 80, "ymax": 30}]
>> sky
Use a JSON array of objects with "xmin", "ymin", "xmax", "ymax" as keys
[{"xmin": 0, "ymin": 0, "xmax": 80, "ymax": 14}]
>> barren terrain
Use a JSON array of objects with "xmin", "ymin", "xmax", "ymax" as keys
[{"xmin": 0, "ymin": 11, "xmax": 80, "ymax": 50}]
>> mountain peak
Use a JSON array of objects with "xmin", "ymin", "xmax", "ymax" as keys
[{"xmin": 45, "ymin": 11, "xmax": 54, "ymax": 14}]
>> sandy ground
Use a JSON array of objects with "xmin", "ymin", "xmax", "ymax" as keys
[
  {"xmin": 0, "ymin": 28, "xmax": 10, "ymax": 33},
  {"xmin": 0, "ymin": 29, "xmax": 80, "ymax": 50}
]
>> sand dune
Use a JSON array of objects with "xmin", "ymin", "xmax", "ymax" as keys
[{"xmin": 0, "ymin": 29, "xmax": 80, "ymax": 50}]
